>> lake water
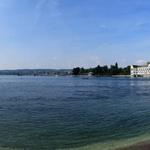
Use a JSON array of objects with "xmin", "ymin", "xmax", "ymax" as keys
[{"xmin": 0, "ymin": 76, "xmax": 150, "ymax": 150}]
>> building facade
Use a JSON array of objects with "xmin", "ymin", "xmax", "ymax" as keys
[{"xmin": 131, "ymin": 62, "xmax": 150, "ymax": 77}]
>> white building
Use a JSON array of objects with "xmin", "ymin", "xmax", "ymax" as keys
[{"xmin": 131, "ymin": 62, "xmax": 150, "ymax": 77}]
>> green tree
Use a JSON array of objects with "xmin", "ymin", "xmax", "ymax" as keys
[{"xmin": 72, "ymin": 67, "xmax": 80, "ymax": 75}]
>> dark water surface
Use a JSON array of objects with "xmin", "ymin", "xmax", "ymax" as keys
[{"xmin": 0, "ymin": 76, "xmax": 150, "ymax": 150}]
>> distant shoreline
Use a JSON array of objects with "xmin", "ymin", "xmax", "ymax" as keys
[{"xmin": 0, "ymin": 74, "xmax": 131, "ymax": 77}]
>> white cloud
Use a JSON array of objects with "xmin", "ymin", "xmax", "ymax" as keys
[
  {"xmin": 136, "ymin": 59, "xmax": 146, "ymax": 65},
  {"xmin": 34, "ymin": 0, "xmax": 61, "ymax": 23},
  {"xmin": 99, "ymin": 25, "xmax": 107, "ymax": 29}
]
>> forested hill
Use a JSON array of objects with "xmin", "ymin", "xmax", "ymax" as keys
[{"xmin": 72, "ymin": 63, "xmax": 130, "ymax": 76}]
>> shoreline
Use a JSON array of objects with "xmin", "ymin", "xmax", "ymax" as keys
[
  {"xmin": 118, "ymin": 140, "xmax": 150, "ymax": 150},
  {"xmin": 66, "ymin": 134, "xmax": 150, "ymax": 150},
  {"xmin": 0, "ymin": 138, "xmax": 150, "ymax": 150}
]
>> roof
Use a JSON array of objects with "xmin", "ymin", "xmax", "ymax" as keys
[{"xmin": 132, "ymin": 65, "xmax": 148, "ymax": 68}]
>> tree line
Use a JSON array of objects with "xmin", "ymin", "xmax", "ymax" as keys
[{"xmin": 72, "ymin": 63, "xmax": 130, "ymax": 76}]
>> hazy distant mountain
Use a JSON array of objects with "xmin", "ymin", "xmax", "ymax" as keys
[{"xmin": 0, "ymin": 69, "xmax": 71, "ymax": 76}]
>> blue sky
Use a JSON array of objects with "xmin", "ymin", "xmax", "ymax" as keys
[{"xmin": 0, "ymin": 0, "xmax": 150, "ymax": 69}]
